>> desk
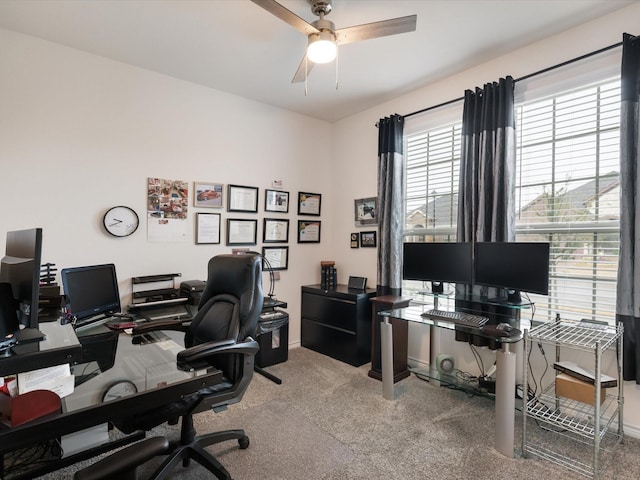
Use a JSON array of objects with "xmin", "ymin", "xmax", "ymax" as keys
[
  {"xmin": 379, "ymin": 304, "xmax": 523, "ymax": 458},
  {"xmin": 0, "ymin": 325, "xmax": 222, "ymax": 479},
  {"xmin": 0, "ymin": 324, "xmax": 82, "ymax": 377}
]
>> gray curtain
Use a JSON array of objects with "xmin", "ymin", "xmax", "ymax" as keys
[
  {"xmin": 617, "ymin": 33, "xmax": 640, "ymax": 383},
  {"xmin": 377, "ymin": 114, "xmax": 404, "ymax": 296},
  {"xmin": 457, "ymin": 76, "xmax": 516, "ymax": 245},
  {"xmin": 456, "ymin": 77, "xmax": 516, "ymax": 343}
]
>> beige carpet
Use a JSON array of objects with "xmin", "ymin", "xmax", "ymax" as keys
[{"xmin": 35, "ymin": 346, "xmax": 640, "ymax": 479}]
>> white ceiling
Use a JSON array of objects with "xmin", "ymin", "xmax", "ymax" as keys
[{"xmin": 0, "ymin": 0, "xmax": 636, "ymax": 122}]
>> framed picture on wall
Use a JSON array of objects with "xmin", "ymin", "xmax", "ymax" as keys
[
  {"xmin": 265, "ymin": 189, "xmax": 289, "ymax": 213},
  {"xmin": 360, "ymin": 230, "xmax": 377, "ymax": 248},
  {"xmin": 297, "ymin": 220, "xmax": 321, "ymax": 243},
  {"xmin": 263, "ymin": 218, "xmax": 289, "ymax": 243},
  {"xmin": 194, "ymin": 182, "xmax": 223, "ymax": 208},
  {"xmin": 262, "ymin": 246, "xmax": 289, "ymax": 270},
  {"xmin": 298, "ymin": 192, "xmax": 321, "ymax": 216},
  {"xmin": 227, "ymin": 184, "xmax": 259, "ymax": 213},
  {"xmin": 196, "ymin": 213, "xmax": 221, "ymax": 244},
  {"xmin": 226, "ymin": 218, "xmax": 257, "ymax": 245},
  {"xmin": 350, "ymin": 232, "xmax": 359, "ymax": 248},
  {"xmin": 354, "ymin": 197, "xmax": 377, "ymax": 226}
]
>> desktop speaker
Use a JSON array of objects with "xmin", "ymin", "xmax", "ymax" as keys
[{"xmin": 435, "ymin": 354, "xmax": 455, "ymax": 375}]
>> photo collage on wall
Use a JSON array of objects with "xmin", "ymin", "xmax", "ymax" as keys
[{"xmin": 147, "ymin": 177, "xmax": 189, "ymax": 243}]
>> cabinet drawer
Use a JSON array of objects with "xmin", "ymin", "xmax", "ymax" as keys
[
  {"xmin": 301, "ymin": 292, "xmax": 356, "ymax": 332},
  {"xmin": 301, "ymin": 317, "xmax": 361, "ymax": 366}
]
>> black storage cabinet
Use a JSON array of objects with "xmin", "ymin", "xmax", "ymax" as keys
[
  {"xmin": 301, "ymin": 284, "xmax": 376, "ymax": 366},
  {"xmin": 255, "ymin": 311, "xmax": 289, "ymax": 368}
]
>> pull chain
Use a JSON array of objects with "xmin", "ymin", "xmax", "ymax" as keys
[
  {"xmin": 304, "ymin": 55, "xmax": 308, "ymax": 96},
  {"xmin": 335, "ymin": 45, "xmax": 339, "ymax": 90}
]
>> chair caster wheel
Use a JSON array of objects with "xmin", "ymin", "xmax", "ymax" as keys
[{"xmin": 238, "ymin": 436, "xmax": 250, "ymax": 449}]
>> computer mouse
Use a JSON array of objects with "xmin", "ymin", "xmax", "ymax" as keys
[
  {"xmin": 496, "ymin": 323, "xmax": 513, "ymax": 332},
  {"xmin": 481, "ymin": 324, "xmax": 509, "ymax": 337}
]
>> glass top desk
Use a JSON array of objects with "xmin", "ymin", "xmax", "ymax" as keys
[
  {"xmin": 379, "ymin": 299, "xmax": 528, "ymax": 458},
  {"xmin": 0, "ymin": 324, "xmax": 222, "ymax": 479},
  {"xmin": 0, "ymin": 323, "xmax": 83, "ymax": 377}
]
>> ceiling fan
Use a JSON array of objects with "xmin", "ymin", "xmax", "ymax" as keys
[{"xmin": 250, "ymin": 0, "xmax": 417, "ymax": 83}]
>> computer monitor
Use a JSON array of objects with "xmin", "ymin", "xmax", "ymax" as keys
[
  {"xmin": 402, "ymin": 242, "xmax": 473, "ymax": 293},
  {"xmin": 474, "ymin": 242, "xmax": 550, "ymax": 303},
  {"xmin": 0, "ymin": 228, "xmax": 43, "ymax": 329},
  {"xmin": 61, "ymin": 264, "xmax": 121, "ymax": 327}
]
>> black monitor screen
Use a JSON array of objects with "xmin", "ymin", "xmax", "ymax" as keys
[
  {"xmin": 402, "ymin": 242, "xmax": 473, "ymax": 285},
  {"xmin": 61, "ymin": 264, "xmax": 121, "ymax": 323},
  {"xmin": 474, "ymin": 242, "xmax": 550, "ymax": 296},
  {"xmin": 0, "ymin": 228, "xmax": 43, "ymax": 329}
]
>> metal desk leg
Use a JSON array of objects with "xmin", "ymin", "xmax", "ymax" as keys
[
  {"xmin": 495, "ymin": 343, "xmax": 516, "ymax": 458},
  {"xmin": 381, "ymin": 317, "xmax": 394, "ymax": 400},
  {"xmin": 429, "ymin": 325, "xmax": 442, "ymax": 387},
  {"xmin": 254, "ymin": 366, "xmax": 282, "ymax": 385}
]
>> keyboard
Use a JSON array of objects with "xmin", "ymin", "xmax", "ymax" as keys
[{"xmin": 420, "ymin": 309, "xmax": 489, "ymax": 328}]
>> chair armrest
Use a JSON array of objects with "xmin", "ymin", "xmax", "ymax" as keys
[
  {"xmin": 177, "ymin": 337, "xmax": 259, "ymax": 370},
  {"xmin": 132, "ymin": 319, "xmax": 190, "ymax": 336}
]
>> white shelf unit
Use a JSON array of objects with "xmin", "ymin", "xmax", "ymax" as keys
[{"xmin": 522, "ymin": 320, "xmax": 624, "ymax": 478}]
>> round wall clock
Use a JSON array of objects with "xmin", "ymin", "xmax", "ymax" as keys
[
  {"xmin": 102, "ymin": 380, "xmax": 138, "ymax": 402},
  {"xmin": 103, "ymin": 206, "xmax": 139, "ymax": 237}
]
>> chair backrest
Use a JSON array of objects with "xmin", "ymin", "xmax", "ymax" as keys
[{"xmin": 186, "ymin": 253, "xmax": 263, "ymax": 350}]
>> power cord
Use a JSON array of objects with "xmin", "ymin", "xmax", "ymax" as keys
[
  {"xmin": 468, "ymin": 343, "xmax": 486, "ymax": 377},
  {"xmin": 3, "ymin": 439, "xmax": 62, "ymax": 476}
]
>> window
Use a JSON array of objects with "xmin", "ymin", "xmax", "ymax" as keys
[
  {"xmin": 404, "ymin": 124, "xmax": 461, "ymax": 295},
  {"xmin": 405, "ymin": 124, "xmax": 462, "ymax": 241},
  {"xmin": 515, "ymin": 79, "xmax": 620, "ymax": 323},
  {"xmin": 403, "ymin": 78, "xmax": 620, "ymax": 323}
]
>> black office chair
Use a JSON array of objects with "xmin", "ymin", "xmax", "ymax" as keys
[{"xmin": 75, "ymin": 253, "xmax": 263, "ymax": 480}]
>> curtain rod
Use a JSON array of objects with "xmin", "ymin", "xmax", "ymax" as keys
[{"xmin": 402, "ymin": 40, "xmax": 623, "ymax": 121}]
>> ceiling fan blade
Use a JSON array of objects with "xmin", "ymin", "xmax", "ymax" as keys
[
  {"xmin": 292, "ymin": 54, "xmax": 315, "ymax": 83},
  {"xmin": 335, "ymin": 14, "xmax": 417, "ymax": 45},
  {"xmin": 250, "ymin": 0, "xmax": 319, "ymax": 35}
]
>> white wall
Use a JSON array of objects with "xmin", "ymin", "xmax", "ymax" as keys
[
  {"xmin": 0, "ymin": 27, "xmax": 334, "ymax": 346},
  {"xmin": 331, "ymin": 3, "xmax": 640, "ymax": 435}
]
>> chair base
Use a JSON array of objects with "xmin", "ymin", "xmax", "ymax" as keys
[{"xmin": 149, "ymin": 429, "xmax": 249, "ymax": 480}]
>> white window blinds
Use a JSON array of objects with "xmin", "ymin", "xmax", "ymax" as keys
[{"xmin": 515, "ymin": 79, "xmax": 620, "ymax": 323}]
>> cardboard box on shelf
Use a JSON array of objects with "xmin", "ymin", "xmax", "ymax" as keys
[{"xmin": 555, "ymin": 373, "xmax": 606, "ymax": 406}]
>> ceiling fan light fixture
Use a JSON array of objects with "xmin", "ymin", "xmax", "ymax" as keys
[{"xmin": 307, "ymin": 30, "xmax": 336, "ymax": 64}]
